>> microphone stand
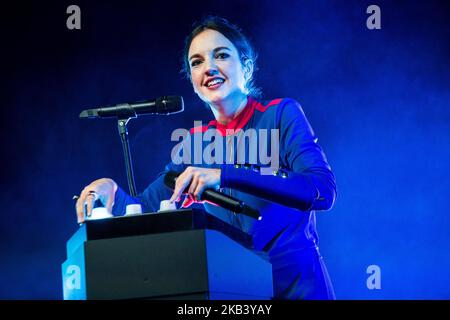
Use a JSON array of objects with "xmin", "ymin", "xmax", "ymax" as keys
[
  {"xmin": 80, "ymin": 99, "xmax": 184, "ymax": 198},
  {"xmin": 117, "ymin": 115, "xmax": 137, "ymax": 197}
]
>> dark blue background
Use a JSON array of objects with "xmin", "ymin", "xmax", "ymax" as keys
[{"xmin": 1, "ymin": 0, "xmax": 449, "ymax": 299}]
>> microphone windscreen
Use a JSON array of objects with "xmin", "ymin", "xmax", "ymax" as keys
[
  {"xmin": 79, "ymin": 108, "xmax": 99, "ymax": 119},
  {"xmin": 156, "ymin": 96, "xmax": 184, "ymax": 114}
]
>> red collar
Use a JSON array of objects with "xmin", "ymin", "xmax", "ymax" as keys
[
  {"xmin": 191, "ymin": 96, "xmax": 257, "ymax": 136},
  {"xmin": 211, "ymin": 96, "xmax": 258, "ymax": 136},
  {"xmin": 190, "ymin": 97, "xmax": 283, "ymax": 136}
]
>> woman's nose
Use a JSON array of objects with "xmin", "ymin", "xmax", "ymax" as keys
[
  {"xmin": 205, "ymin": 68, "xmax": 219, "ymax": 76},
  {"xmin": 204, "ymin": 59, "xmax": 219, "ymax": 76}
]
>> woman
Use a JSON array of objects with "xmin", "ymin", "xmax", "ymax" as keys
[{"xmin": 75, "ymin": 16, "xmax": 337, "ymax": 300}]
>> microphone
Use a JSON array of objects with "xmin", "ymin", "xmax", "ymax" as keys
[
  {"xmin": 79, "ymin": 96, "xmax": 184, "ymax": 119},
  {"xmin": 163, "ymin": 170, "xmax": 261, "ymax": 220}
]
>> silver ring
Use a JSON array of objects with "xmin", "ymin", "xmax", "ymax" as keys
[{"xmin": 87, "ymin": 191, "xmax": 99, "ymax": 201}]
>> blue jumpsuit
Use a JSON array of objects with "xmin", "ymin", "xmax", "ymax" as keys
[{"xmin": 113, "ymin": 97, "xmax": 337, "ymax": 300}]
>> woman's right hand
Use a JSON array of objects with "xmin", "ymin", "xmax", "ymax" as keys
[{"xmin": 75, "ymin": 178, "xmax": 118, "ymax": 224}]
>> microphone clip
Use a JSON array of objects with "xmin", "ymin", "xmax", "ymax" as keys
[{"xmin": 115, "ymin": 103, "xmax": 137, "ymax": 120}]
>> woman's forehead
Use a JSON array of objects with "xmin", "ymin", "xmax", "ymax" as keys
[{"xmin": 188, "ymin": 29, "xmax": 237, "ymax": 56}]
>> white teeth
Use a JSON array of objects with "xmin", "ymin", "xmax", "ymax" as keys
[{"xmin": 206, "ymin": 78, "xmax": 224, "ymax": 87}]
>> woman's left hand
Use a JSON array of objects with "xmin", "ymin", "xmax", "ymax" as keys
[{"xmin": 169, "ymin": 166, "xmax": 221, "ymax": 207}]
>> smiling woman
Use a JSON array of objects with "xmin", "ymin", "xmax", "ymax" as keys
[
  {"xmin": 182, "ymin": 17, "xmax": 260, "ymax": 100},
  {"xmin": 187, "ymin": 29, "xmax": 250, "ymax": 124},
  {"xmin": 189, "ymin": 30, "xmax": 248, "ymax": 96},
  {"xmin": 75, "ymin": 16, "xmax": 337, "ymax": 300}
]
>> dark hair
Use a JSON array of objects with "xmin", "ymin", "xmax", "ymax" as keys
[{"xmin": 182, "ymin": 16, "xmax": 262, "ymax": 98}]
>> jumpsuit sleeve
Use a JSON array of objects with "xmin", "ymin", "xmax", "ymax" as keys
[{"xmin": 220, "ymin": 98, "xmax": 337, "ymax": 212}]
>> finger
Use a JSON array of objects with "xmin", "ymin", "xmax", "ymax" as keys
[
  {"xmin": 169, "ymin": 172, "xmax": 184, "ymax": 202},
  {"xmin": 188, "ymin": 174, "xmax": 199, "ymax": 195},
  {"xmin": 76, "ymin": 188, "xmax": 89, "ymax": 223},
  {"xmin": 170, "ymin": 171, "xmax": 193, "ymax": 203},
  {"xmin": 76, "ymin": 197, "xmax": 85, "ymax": 224},
  {"xmin": 170, "ymin": 181, "xmax": 189, "ymax": 203},
  {"xmin": 85, "ymin": 193, "xmax": 96, "ymax": 217},
  {"xmin": 73, "ymin": 195, "xmax": 83, "ymax": 224},
  {"xmin": 169, "ymin": 177, "xmax": 182, "ymax": 203},
  {"xmin": 193, "ymin": 178, "xmax": 206, "ymax": 201}
]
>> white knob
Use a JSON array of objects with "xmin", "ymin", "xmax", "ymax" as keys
[
  {"xmin": 88, "ymin": 207, "xmax": 113, "ymax": 220},
  {"xmin": 125, "ymin": 204, "xmax": 143, "ymax": 216},
  {"xmin": 158, "ymin": 200, "xmax": 177, "ymax": 212}
]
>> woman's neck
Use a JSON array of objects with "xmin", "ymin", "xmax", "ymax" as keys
[{"xmin": 210, "ymin": 93, "xmax": 249, "ymax": 125}]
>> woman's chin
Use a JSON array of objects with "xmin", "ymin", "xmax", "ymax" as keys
[
  {"xmin": 200, "ymin": 88, "xmax": 245, "ymax": 106},
  {"xmin": 202, "ymin": 92, "xmax": 227, "ymax": 105}
]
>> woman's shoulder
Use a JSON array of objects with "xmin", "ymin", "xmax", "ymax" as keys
[{"xmin": 253, "ymin": 96, "xmax": 301, "ymax": 109}]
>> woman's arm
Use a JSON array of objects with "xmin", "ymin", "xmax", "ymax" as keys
[{"xmin": 221, "ymin": 98, "xmax": 337, "ymax": 212}]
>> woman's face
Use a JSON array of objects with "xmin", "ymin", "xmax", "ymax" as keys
[{"xmin": 188, "ymin": 29, "xmax": 249, "ymax": 105}]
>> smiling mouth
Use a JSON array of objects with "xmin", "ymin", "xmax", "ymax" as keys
[{"xmin": 205, "ymin": 78, "xmax": 225, "ymax": 88}]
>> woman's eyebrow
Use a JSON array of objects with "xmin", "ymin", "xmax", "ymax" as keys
[
  {"xmin": 213, "ymin": 46, "xmax": 231, "ymax": 53},
  {"xmin": 189, "ymin": 46, "xmax": 231, "ymax": 61}
]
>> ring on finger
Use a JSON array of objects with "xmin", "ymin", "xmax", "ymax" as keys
[{"xmin": 87, "ymin": 191, "xmax": 99, "ymax": 201}]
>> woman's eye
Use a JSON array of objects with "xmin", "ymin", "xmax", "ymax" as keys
[
  {"xmin": 191, "ymin": 60, "xmax": 202, "ymax": 67},
  {"xmin": 216, "ymin": 52, "xmax": 229, "ymax": 59}
]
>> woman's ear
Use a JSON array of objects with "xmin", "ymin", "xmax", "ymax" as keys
[{"xmin": 243, "ymin": 59, "xmax": 254, "ymax": 81}]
